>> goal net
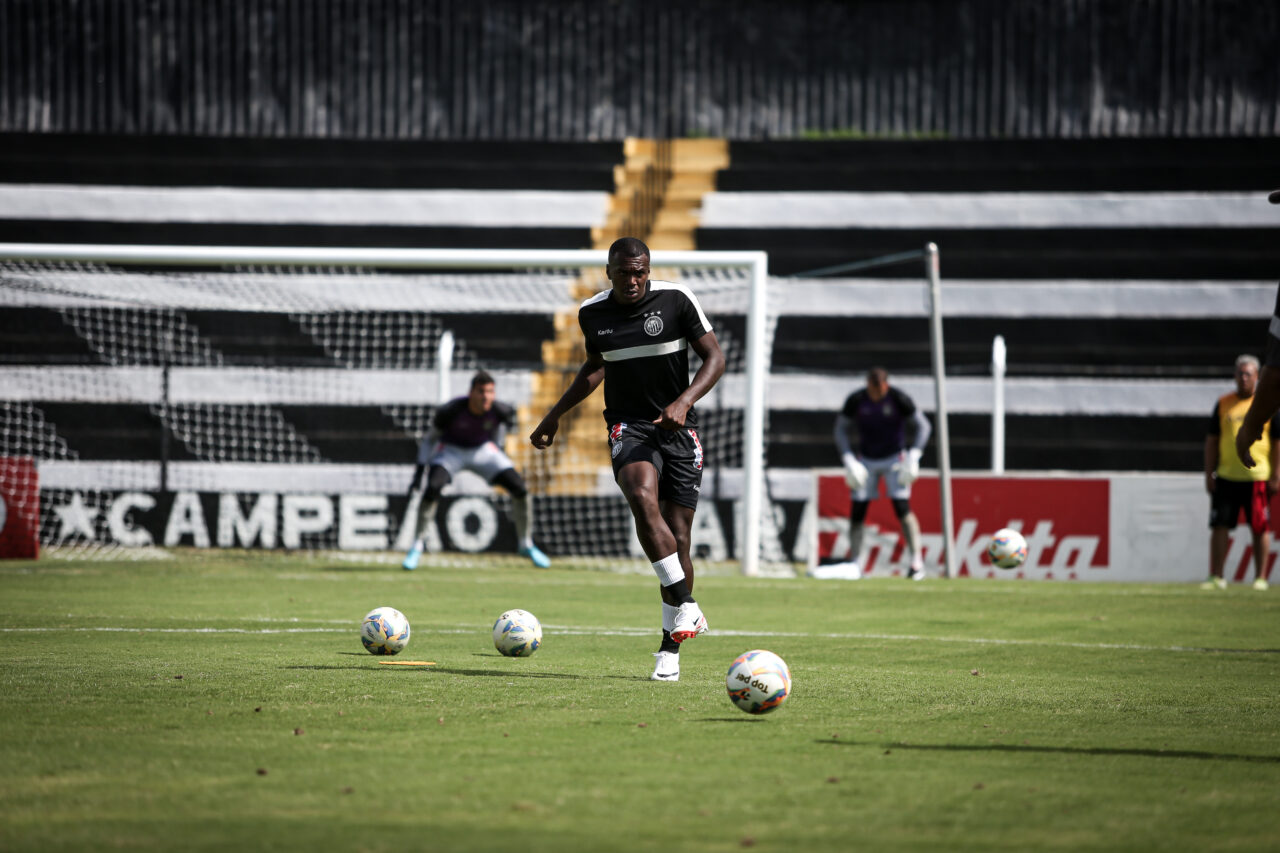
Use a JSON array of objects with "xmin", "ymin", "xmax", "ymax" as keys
[{"xmin": 0, "ymin": 245, "xmax": 788, "ymax": 575}]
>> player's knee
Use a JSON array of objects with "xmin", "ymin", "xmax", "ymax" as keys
[
  {"xmin": 891, "ymin": 498, "xmax": 912, "ymax": 519},
  {"xmin": 424, "ymin": 467, "xmax": 451, "ymax": 501},
  {"xmin": 849, "ymin": 501, "xmax": 870, "ymax": 524},
  {"xmin": 492, "ymin": 468, "xmax": 527, "ymax": 498}
]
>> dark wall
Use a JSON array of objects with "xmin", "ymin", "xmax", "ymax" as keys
[{"xmin": 2, "ymin": 0, "xmax": 1276, "ymax": 140}]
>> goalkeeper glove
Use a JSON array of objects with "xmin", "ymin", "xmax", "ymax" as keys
[
  {"xmin": 894, "ymin": 448, "xmax": 923, "ymax": 486},
  {"xmin": 842, "ymin": 453, "xmax": 869, "ymax": 491}
]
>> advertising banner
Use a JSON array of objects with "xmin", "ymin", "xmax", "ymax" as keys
[
  {"xmin": 812, "ymin": 471, "xmax": 1276, "ymax": 583},
  {"xmin": 0, "ymin": 457, "xmax": 39, "ymax": 559}
]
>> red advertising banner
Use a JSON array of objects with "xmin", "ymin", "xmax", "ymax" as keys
[
  {"xmin": 815, "ymin": 474, "xmax": 1110, "ymax": 579},
  {"xmin": 0, "ymin": 457, "xmax": 39, "ymax": 560}
]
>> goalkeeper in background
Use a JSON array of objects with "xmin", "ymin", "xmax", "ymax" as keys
[
  {"xmin": 814, "ymin": 367, "xmax": 931, "ymax": 581},
  {"xmin": 402, "ymin": 370, "xmax": 550, "ymax": 571}
]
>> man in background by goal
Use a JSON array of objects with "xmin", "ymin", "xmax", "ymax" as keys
[
  {"xmin": 815, "ymin": 367, "xmax": 931, "ymax": 581},
  {"xmin": 529, "ymin": 237, "xmax": 725, "ymax": 682},
  {"xmin": 1205, "ymin": 354, "xmax": 1278, "ymax": 591},
  {"xmin": 402, "ymin": 370, "xmax": 551, "ymax": 571}
]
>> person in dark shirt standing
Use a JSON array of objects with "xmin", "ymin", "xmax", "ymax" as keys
[
  {"xmin": 402, "ymin": 370, "xmax": 550, "ymax": 571},
  {"xmin": 814, "ymin": 367, "xmax": 931, "ymax": 581},
  {"xmin": 530, "ymin": 237, "xmax": 726, "ymax": 682}
]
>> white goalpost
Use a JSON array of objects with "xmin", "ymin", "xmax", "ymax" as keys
[{"xmin": 0, "ymin": 243, "xmax": 779, "ymax": 576}]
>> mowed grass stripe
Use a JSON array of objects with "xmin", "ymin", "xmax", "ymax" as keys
[{"xmin": 3, "ymin": 622, "xmax": 1278, "ymax": 655}]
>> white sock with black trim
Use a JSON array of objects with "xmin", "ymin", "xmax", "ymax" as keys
[{"xmin": 651, "ymin": 553, "xmax": 684, "ymax": 587}]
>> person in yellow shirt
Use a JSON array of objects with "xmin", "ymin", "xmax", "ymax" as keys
[{"xmin": 1204, "ymin": 354, "xmax": 1280, "ymax": 590}]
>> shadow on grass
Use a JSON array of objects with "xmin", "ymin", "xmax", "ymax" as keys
[
  {"xmin": 428, "ymin": 667, "xmax": 584, "ymax": 680},
  {"xmin": 814, "ymin": 739, "xmax": 1280, "ymax": 763},
  {"xmin": 282, "ymin": 664, "xmax": 583, "ymax": 679},
  {"xmin": 695, "ymin": 717, "xmax": 772, "ymax": 723}
]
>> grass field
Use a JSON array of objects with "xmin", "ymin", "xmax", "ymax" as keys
[{"xmin": 3, "ymin": 553, "xmax": 1280, "ymax": 852}]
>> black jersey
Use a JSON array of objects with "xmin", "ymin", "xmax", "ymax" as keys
[
  {"xmin": 841, "ymin": 386, "xmax": 918, "ymax": 459},
  {"xmin": 426, "ymin": 397, "xmax": 516, "ymax": 449},
  {"xmin": 579, "ymin": 280, "xmax": 713, "ymax": 426}
]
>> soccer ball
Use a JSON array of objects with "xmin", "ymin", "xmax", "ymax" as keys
[
  {"xmin": 987, "ymin": 528, "xmax": 1029, "ymax": 569},
  {"xmin": 492, "ymin": 609, "xmax": 542, "ymax": 657},
  {"xmin": 726, "ymin": 649, "xmax": 791, "ymax": 715},
  {"xmin": 361, "ymin": 606, "xmax": 410, "ymax": 655}
]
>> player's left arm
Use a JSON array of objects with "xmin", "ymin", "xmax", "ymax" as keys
[
  {"xmin": 654, "ymin": 331, "xmax": 725, "ymax": 429},
  {"xmin": 906, "ymin": 407, "xmax": 932, "ymax": 451},
  {"xmin": 490, "ymin": 402, "xmax": 516, "ymax": 449},
  {"xmin": 1239, "ymin": 365, "xmax": 1280, "ymax": 467},
  {"xmin": 1268, "ymin": 412, "xmax": 1280, "ymax": 496}
]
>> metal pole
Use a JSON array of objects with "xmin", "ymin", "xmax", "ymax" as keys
[
  {"xmin": 926, "ymin": 244, "xmax": 957, "ymax": 580},
  {"xmin": 436, "ymin": 331, "xmax": 455, "ymax": 403},
  {"xmin": 159, "ymin": 329, "xmax": 172, "ymax": 493},
  {"xmin": 740, "ymin": 253, "xmax": 769, "ymax": 577},
  {"xmin": 991, "ymin": 335, "xmax": 1006, "ymax": 474}
]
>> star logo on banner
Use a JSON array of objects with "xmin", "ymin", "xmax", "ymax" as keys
[{"xmin": 53, "ymin": 493, "xmax": 98, "ymax": 541}]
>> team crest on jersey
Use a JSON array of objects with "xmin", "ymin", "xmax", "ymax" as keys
[{"xmin": 643, "ymin": 314, "xmax": 664, "ymax": 336}]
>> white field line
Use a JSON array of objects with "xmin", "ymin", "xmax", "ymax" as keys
[{"xmin": 0, "ymin": 621, "xmax": 1263, "ymax": 654}]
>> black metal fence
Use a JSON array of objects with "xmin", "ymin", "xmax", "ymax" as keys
[{"xmin": 1, "ymin": 0, "xmax": 1276, "ymax": 139}]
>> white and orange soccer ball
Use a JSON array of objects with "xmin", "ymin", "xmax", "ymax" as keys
[
  {"xmin": 987, "ymin": 528, "xmax": 1029, "ymax": 569},
  {"xmin": 726, "ymin": 649, "xmax": 792, "ymax": 715},
  {"xmin": 492, "ymin": 609, "xmax": 542, "ymax": 657},
  {"xmin": 361, "ymin": 606, "xmax": 411, "ymax": 655}
]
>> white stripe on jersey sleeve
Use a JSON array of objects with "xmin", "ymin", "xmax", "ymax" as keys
[
  {"xmin": 1270, "ymin": 315, "xmax": 1280, "ymax": 340},
  {"xmin": 600, "ymin": 338, "xmax": 689, "ymax": 362},
  {"xmin": 580, "ymin": 289, "xmax": 612, "ymax": 310},
  {"xmin": 650, "ymin": 280, "xmax": 713, "ymax": 334}
]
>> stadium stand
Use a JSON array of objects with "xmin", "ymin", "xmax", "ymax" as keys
[
  {"xmin": 0, "ymin": 136, "xmax": 613, "ymax": 489},
  {"xmin": 699, "ymin": 138, "xmax": 1280, "ymax": 472}
]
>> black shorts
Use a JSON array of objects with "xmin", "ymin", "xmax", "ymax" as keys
[
  {"xmin": 1209, "ymin": 478, "xmax": 1269, "ymax": 530},
  {"xmin": 608, "ymin": 420, "xmax": 704, "ymax": 509}
]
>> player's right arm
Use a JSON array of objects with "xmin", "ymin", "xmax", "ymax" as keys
[
  {"xmin": 529, "ymin": 352, "xmax": 605, "ymax": 450},
  {"xmin": 833, "ymin": 409, "xmax": 867, "ymax": 490}
]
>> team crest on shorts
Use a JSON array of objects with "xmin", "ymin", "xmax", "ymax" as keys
[
  {"xmin": 609, "ymin": 423, "xmax": 627, "ymax": 456},
  {"xmin": 643, "ymin": 315, "xmax": 664, "ymax": 336},
  {"xmin": 688, "ymin": 429, "xmax": 703, "ymax": 470}
]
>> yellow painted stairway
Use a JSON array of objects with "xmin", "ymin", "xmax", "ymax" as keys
[{"xmin": 513, "ymin": 138, "xmax": 728, "ymax": 496}]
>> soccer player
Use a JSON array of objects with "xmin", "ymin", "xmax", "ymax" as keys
[
  {"xmin": 1204, "ymin": 355, "xmax": 1278, "ymax": 591},
  {"xmin": 529, "ymin": 236, "xmax": 725, "ymax": 682},
  {"xmin": 815, "ymin": 367, "xmax": 932, "ymax": 581},
  {"xmin": 402, "ymin": 370, "xmax": 550, "ymax": 571},
  {"xmin": 1235, "ymin": 188, "xmax": 1280, "ymax": 469}
]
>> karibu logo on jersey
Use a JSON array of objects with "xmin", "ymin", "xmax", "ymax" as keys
[{"xmin": 688, "ymin": 430, "xmax": 703, "ymax": 470}]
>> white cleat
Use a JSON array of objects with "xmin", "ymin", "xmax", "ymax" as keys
[
  {"xmin": 670, "ymin": 602, "xmax": 708, "ymax": 644},
  {"xmin": 651, "ymin": 651, "xmax": 680, "ymax": 681},
  {"xmin": 808, "ymin": 561, "xmax": 862, "ymax": 580},
  {"xmin": 907, "ymin": 564, "xmax": 927, "ymax": 582}
]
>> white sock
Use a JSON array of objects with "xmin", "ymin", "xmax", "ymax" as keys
[
  {"xmin": 651, "ymin": 553, "xmax": 685, "ymax": 587},
  {"xmin": 518, "ymin": 536, "xmax": 533, "ymax": 550},
  {"xmin": 662, "ymin": 602, "xmax": 679, "ymax": 633}
]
